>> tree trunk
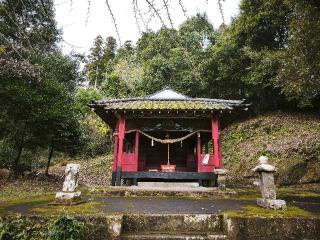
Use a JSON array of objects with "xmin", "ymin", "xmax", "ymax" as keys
[
  {"xmin": 12, "ymin": 125, "xmax": 26, "ymax": 176},
  {"xmin": 12, "ymin": 144, "xmax": 23, "ymax": 175},
  {"xmin": 45, "ymin": 140, "xmax": 54, "ymax": 176}
]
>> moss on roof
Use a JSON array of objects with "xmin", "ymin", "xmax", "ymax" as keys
[
  {"xmin": 96, "ymin": 100, "xmax": 232, "ymax": 111},
  {"xmin": 91, "ymin": 88, "xmax": 247, "ymax": 112}
]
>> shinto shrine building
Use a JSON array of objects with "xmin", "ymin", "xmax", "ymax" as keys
[{"xmin": 91, "ymin": 88, "xmax": 247, "ymax": 186}]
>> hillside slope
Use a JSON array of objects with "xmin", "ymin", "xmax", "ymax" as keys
[{"xmin": 221, "ymin": 113, "xmax": 320, "ymax": 186}]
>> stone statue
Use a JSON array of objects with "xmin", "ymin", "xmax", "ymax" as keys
[
  {"xmin": 55, "ymin": 164, "xmax": 82, "ymax": 204},
  {"xmin": 253, "ymin": 156, "xmax": 286, "ymax": 210},
  {"xmin": 62, "ymin": 164, "xmax": 80, "ymax": 192}
]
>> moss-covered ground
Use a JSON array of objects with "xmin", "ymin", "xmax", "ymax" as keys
[
  {"xmin": 235, "ymin": 185, "xmax": 320, "ymax": 200},
  {"xmin": 0, "ymin": 178, "xmax": 60, "ymax": 203},
  {"xmin": 222, "ymin": 113, "xmax": 320, "ymax": 186},
  {"xmin": 31, "ymin": 201, "xmax": 104, "ymax": 215},
  {"xmin": 45, "ymin": 154, "xmax": 113, "ymax": 187},
  {"xmin": 224, "ymin": 205, "xmax": 316, "ymax": 218}
]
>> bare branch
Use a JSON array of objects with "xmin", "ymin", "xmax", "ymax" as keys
[
  {"xmin": 132, "ymin": 0, "xmax": 141, "ymax": 33},
  {"xmin": 69, "ymin": 0, "xmax": 73, "ymax": 12},
  {"xmin": 178, "ymin": 0, "xmax": 188, "ymax": 18},
  {"xmin": 217, "ymin": 0, "xmax": 225, "ymax": 24},
  {"xmin": 105, "ymin": 0, "xmax": 122, "ymax": 45},
  {"xmin": 135, "ymin": 0, "xmax": 149, "ymax": 31},
  {"xmin": 162, "ymin": 0, "xmax": 173, "ymax": 28},
  {"xmin": 85, "ymin": 0, "xmax": 91, "ymax": 26},
  {"xmin": 145, "ymin": 0, "xmax": 166, "ymax": 27},
  {"xmin": 145, "ymin": 2, "xmax": 167, "ymax": 28},
  {"xmin": 62, "ymin": 39, "xmax": 88, "ymax": 49}
]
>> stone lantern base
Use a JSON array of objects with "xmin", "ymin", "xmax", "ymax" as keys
[
  {"xmin": 54, "ymin": 191, "xmax": 82, "ymax": 205},
  {"xmin": 257, "ymin": 198, "xmax": 286, "ymax": 210},
  {"xmin": 213, "ymin": 169, "xmax": 227, "ymax": 190}
]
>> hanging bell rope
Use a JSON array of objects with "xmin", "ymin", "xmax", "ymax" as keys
[
  {"xmin": 167, "ymin": 143, "xmax": 170, "ymax": 165},
  {"xmin": 125, "ymin": 129, "xmax": 198, "ymax": 144}
]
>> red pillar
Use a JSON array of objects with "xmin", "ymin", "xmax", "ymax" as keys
[
  {"xmin": 112, "ymin": 133, "xmax": 119, "ymax": 172},
  {"xmin": 134, "ymin": 130, "xmax": 139, "ymax": 171},
  {"xmin": 196, "ymin": 132, "xmax": 201, "ymax": 172},
  {"xmin": 212, "ymin": 118, "xmax": 222, "ymax": 168},
  {"xmin": 116, "ymin": 115, "xmax": 125, "ymax": 186}
]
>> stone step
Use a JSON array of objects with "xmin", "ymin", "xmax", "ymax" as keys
[
  {"xmin": 137, "ymin": 182, "xmax": 200, "ymax": 188},
  {"xmin": 120, "ymin": 233, "xmax": 227, "ymax": 240},
  {"xmin": 122, "ymin": 214, "xmax": 224, "ymax": 234}
]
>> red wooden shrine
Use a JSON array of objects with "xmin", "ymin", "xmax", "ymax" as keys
[{"xmin": 91, "ymin": 88, "xmax": 246, "ymax": 186}]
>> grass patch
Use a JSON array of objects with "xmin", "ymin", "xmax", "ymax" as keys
[
  {"xmin": 225, "ymin": 205, "xmax": 315, "ymax": 218},
  {"xmin": 0, "ymin": 179, "xmax": 60, "ymax": 203},
  {"xmin": 31, "ymin": 201, "xmax": 104, "ymax": 215},
  {"xmin": 234, "ymin": 188, "xmax": 261, "ymax": 200},
  {"xmin": 0, "ymin": 195, "xmax": 55, "ymax": 216},
  {"xmin": 231, "ymin": 185, "xmax": 320, "ymax": 200},
  {"xmin": 277, "ymin": 187, "xmax": 320, "ymax": 198}
]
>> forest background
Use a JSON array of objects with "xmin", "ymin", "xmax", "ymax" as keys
[{"xmin": 0, "ymin": 0, "xmax": 319, "ymax": 176}]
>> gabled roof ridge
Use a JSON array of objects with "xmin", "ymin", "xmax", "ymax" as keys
[{"xmin": 147, "ymin": 87, "xmax": 190, "ymax": 100}]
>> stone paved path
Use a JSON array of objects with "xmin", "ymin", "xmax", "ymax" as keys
[
  {"xmin": 94, "ymin": 197, "xmax": 253, "ymax": 214},
  {"xmin": 4, "ymin": 195, "xmax": 320, "ymax": 215}
]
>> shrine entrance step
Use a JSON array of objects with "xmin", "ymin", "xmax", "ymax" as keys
[
  {"xmin": 120, "ymin": 233, "xmax": 227, "ymax": 240},
  {"xmin": 120, "ymin": 214, "xmax": 227, "ymax": 240},
  {"xmin": 137, "ymin": 182, "xmax": 200, "ymax": 188}
]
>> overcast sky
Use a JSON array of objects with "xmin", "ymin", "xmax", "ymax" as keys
[{"xmin": 54, "ymin": 0, "xmax": 240, "ymax": 54}]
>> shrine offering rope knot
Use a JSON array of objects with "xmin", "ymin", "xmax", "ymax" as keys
[{"xmin": 125, "ymin": 129, "xmax": 198, "ymax": 144}]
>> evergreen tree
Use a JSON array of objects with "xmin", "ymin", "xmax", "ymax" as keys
[
  {"xmin": 86, "ymin": 35, "xmax": 104, "ymax": 87},
  {"xmin": 277, "ymin": 0, "xmax": 320, "ymax": 107},
  {"xmin": 0, "ymin": 0, "xmax": 81, "ymax": 174},
  {"xmin": 0, "ymin": 0, "xmax": 60, "ymax": 59}
]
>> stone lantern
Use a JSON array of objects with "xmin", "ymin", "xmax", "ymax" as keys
[{"xmin": 253, "ymin": 156, "xmax": 286, "ymax": 210}]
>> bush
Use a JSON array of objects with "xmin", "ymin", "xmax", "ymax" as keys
[
  {"xmin": 0, "ymin": 220, "xmax": 11, "ymax": 240},
  {"xmin": 0, "ymin": 218, "xmax": 29, "ymax": 240},
  {"xmin": 48, "ymin": 214, "xmax": 85, "ymax": 240}
]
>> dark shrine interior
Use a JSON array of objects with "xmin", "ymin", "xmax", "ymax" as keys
[{"xmin": 124, "ymin": 131, "xmax": 213, "ymax": 173}]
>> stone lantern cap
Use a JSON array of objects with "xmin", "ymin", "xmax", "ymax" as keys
[
  {"xmin": 213, "ymin": 168, "xmax": 228, "ymax": 175},
  {"xmin": 253, "ymin": 156, "xmax": 276, "ymax": 173}
]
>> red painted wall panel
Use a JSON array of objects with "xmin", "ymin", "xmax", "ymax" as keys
[
  {"xmin": 122, "ymin": 152, "xmax": 137, "ymax": 171},
  {"xmin": 197, "ymin": 154, "xmax": 215, "ymax": 172}
]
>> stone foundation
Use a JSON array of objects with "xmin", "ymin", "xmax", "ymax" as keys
[
  {"xmin": 257, "ymin": 198, "xmax": 286, "ymax": 210},
  {"xmin": 2, "ymin": 214, "xmax": 320, "ymax": 240},
  {"xmin": 55, "ymin": 191, "xmax": 82, "ymax": 204}
]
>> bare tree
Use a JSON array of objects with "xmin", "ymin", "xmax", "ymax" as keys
[{"xmin": 83, "ymin": 0, "xmax": 225, "ymax": 46}]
